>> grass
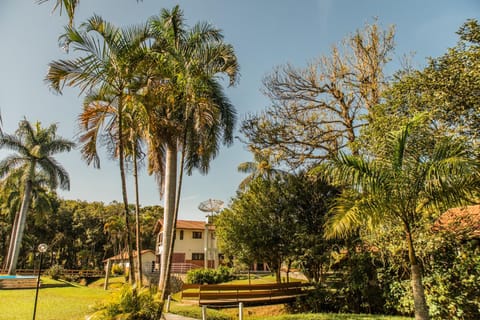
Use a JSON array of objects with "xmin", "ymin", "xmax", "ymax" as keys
[
  {"xmin": 250, "ymin": 315, "xmax": 412, "ymax": 320},
  {"xmin": 0, "ymin": 275, "xmax": 413, "ymax": 320},
  {"xmin": 0, "ymin": 277, "xmax": 119, "ymax": 320},
  {"xmin": 168, "ymin": 301, "xmax": 413, "ymax": 320}
]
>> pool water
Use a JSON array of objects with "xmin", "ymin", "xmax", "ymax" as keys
[{"xmin": 0, "ymin": 275, "xmax": 36, "ymax": 279}]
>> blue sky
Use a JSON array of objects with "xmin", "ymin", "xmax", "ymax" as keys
[{"xmin": 0, "ymin": 0, "xmax": 478, "ymax": 220}]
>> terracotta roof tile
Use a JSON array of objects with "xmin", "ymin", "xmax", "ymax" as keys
[
  {"xmin": 154, "ymin": 219, "xmax": 214, "ymax": 233},
  {"xmin": 433, "ymin": 205, "xmax": 480, "ymax": 238}
]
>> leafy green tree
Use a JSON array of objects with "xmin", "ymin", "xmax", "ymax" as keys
[
  {"xmin": 0, "ymin": 119, "xmax": 73, "ymax": 274},
  {"xmin": 217, "ymin": 176, "xmax": 296, "ymax": 283},
  {"xmin": 370, "ymin": 19, "xmax": 480, "ymax": 146},
  {"xmin": 320, "ymin": 116, "xmax": 480, "ymax": 320},
  {"xmin": 285, "ymin": 172, "xmax": 339, "ymax": 284},
  {"xmin": 143, "ymin": 5, "xmax": 239, "ymax": 297},
  {"xmin": 241, "ymin": 21, "xmax": 395, "ymax": 168},
  {"xmin": 138, "ymin": 205, "xmax": 163, "ymax": 251}
]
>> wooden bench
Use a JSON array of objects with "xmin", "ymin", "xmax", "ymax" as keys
[{"xmin": 181, "ymin": 282, "xmax": 309, "ymax": 307}]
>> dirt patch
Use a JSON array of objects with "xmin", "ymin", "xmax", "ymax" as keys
[{"xmin": 221, "ymin": 304, "xmax": 287, "ymax": 318}]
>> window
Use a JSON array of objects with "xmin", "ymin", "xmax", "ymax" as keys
[
  {"xmin": 180, "ymin": 230, "xmax": 184, "ymax": 240},
  {"xmin": 192, "ymin": 253, "xmax": 204, "ymax": 261},
  {"xmin": 192, "ymin": 231, "xmax": 202, "ymax": 239}
]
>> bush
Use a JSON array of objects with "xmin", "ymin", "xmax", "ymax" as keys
[
  {"xmin": 186, "ymin": 266, "xmax": 234, "ymax": 284},
  {"xmin": 45, "ymin": 264, "xmax": 64, "ymax": 280},
  {"xmin": 111, "ymin": 264, "xmax": 125, "ymax": 276},
  {"xmin": 423, "ymin": 241, "xmax": 480, "ymax": 320},
  {"xmin": 89, "ymin": 285, "xmax": 162, "ymax": 320}
]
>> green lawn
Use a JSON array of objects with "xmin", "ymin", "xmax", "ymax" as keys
[
  {"xmin": 169, "ymin": 302, "xmax": 413, "ymax": 320},
  {"xmin": 0, "ymin": 276, "xmax": 413, "ymax": 320},
  {"xmin": 0, "ymin": 277, "xmax": 113, "ymax": 320},
  {"xmin": 252, "ymin": 315, "xmax": 412, "ymax": 320}
]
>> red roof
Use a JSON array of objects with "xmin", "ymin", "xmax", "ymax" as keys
[
  {"xmin": 154, "ymin": 219, "xmax": 214, "ymax": 233},
  {"xmin": 433, "ymin": 205, "xmax": 480, "ymax": 238},
  {"xmin": 176, "ymin": 220, "xmax": 207, "ymax": 230}
]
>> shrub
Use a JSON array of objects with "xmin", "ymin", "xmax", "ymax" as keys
[
  {"xmin": 423, "ymin": 241, "xmax": 480, "ymax": 320},
  {"xmin": 89, "ymin": 285, "xmax": 162, "ymax": 320},
  {"xmin": 111, "ymin": 264, "xmax": 125, "ymax": 276},
  {"xmin": 45, "ymin": 264, "xmax": 64, "ymax": 280},
  {"xmin": 186, "ymin": 266, "xmax": 234, "ymax": 284}
]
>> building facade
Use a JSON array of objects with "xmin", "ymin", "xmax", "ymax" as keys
[{"xmin": 154, "ymin": 219, "xmax": 222, "ymax": 272}]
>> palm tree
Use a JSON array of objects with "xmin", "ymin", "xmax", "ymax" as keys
[
  {"xmin": 144, "ymin": 5, "xmax": 239, "ymax": 298},
  {"xmin": 321, "ymin": 116, "xmax": 480, "ymax": 320},
  {"xmin": 1, "ymin": 169, "xmax": 59, "ymax": 271},
  {"xmin": 37, "ymin": 0, "xmax": 79, "ymax": 27},
  {"xmin": 237, "ymin": 149, "xmax": 285, "ymax": 190},
  {"xmin": 123, "ymin": 103, "xmax": 148, "ymax": 285},
  {"xmin": 46, "ymin": 16, "xmax": 150, "ymax": 284},
  {"xmin": 0, "ymin": 119, "xmax": 74, "ymax": 275},
  {"xmin": 80, "ymin": 87, "xmax": 147, "ymax": 285}
]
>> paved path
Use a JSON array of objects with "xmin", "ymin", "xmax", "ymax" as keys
[{"xmin": 163, "ymin": 313, "xmax": 199, "ymax": 320}]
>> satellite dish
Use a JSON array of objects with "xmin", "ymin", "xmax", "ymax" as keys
[{"xmin": 198, "ymin": 199, "xmax": 224, "ymax": 214}]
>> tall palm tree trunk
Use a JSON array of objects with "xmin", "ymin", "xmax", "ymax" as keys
[
  {"xmin": 117, "ymin": 106, "xmax": 136, "ymax": 285},
  {"xmin": 158, "ymin": 142, "xmax": 177, "ymax": 300},
  {"xmin": 133, "ymin": 145, "xmax": 143, "ymax": 286},
  {"xmin": 3, "ymin": 210, "xmax": 20, "ymax": 271},
  {"xmin": 406, "ymin": 230, "xmax": 430, "ymax": 320},
  {"xmin": 7, "ymin": 177, "xmax": 33, "ymax": 275},
  {"xmin": 164, "ymin": 135, "xmax": 187, "ymax": 296}
]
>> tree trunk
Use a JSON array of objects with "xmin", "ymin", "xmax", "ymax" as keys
[
  {"xmin": 3, "ymin": 210, "xmax": 20, "ymax": 271},
  {"xmin": 158, "ymin": 143, "xmax": 177, "ymax": 299},
  {"xmin": 133, "ymin": 145, "xmax": 143, "ymax": 286},
  {"xmin": 117, "ymin": 103, "xmax": 136, "ymax": 286},
  {"xmin": 406, "ymin": 230, "xmax": 430, "ymax": 320},
  {"xmin": 7, "ymin": 175, "xmax": 33, "ymax": 275},
  {"xmin": 164, "ymin": 139, "xmax": 186, "ymax": 296}
]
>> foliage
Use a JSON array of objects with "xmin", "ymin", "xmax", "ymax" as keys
[
  {"xmin": 0, "ymin": 197, "xmax": 161, "ymax": 272},
  {"xmin": 90, "ymin": 285, "xmax": 162, "ymax": 320},
  {"xmin": 319, "ymin": 116, "xmax": 480, "ymax": 319},
  {"xmin": 143, "ymin": 5, "xmax": 239, "ymax": 296},
  {"xmin": 46, "ymin": 264, "xmax": 64, "ymax": 280},
  {"xmin": 365, "ymin": 19, "xmax": 480, "ymax": 154},
  {"xmin": 111, "ymin": 264, "xmax": 126, "ymax": 276},
  {"xmin": 186, "ymin": 266, "xmax": 234, "ymax": 285},
  {"xmin": 219, "ymin": 172, "xmax": 339, "ymax": 284},
  {"xmin": 217, "ymin": 176, "xmax": 297, "ymax": 282},
  {"xmin": 423, "ymin": 236, "xmax": 480, "ymax": 319},
  {"xmin": 0, "ymin": 119, "xmax": 74, "ymax": 274}
]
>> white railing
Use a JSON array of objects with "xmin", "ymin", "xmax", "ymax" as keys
[{"xmin": 170, "ymin": 263, "xmax": 202, "ymax": 274}]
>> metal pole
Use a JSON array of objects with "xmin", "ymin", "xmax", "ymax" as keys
[
  {"xmin": 202, "ymin": 305, "xmax": 207, "ymax": 320},
  {"xmin": 239, "ymin": 302, "xmax": 244, "ymax": 320},
  {"xmin": 166, "ymin": 295, "xmax": 171, "ymax": 312},
  {"xmin": 32, "ymin": 252, "xmax": 43, "ymax": 320},
  {"xmin": 204, "ymin": 221, "xmax": 209, "ymax": 268}
]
